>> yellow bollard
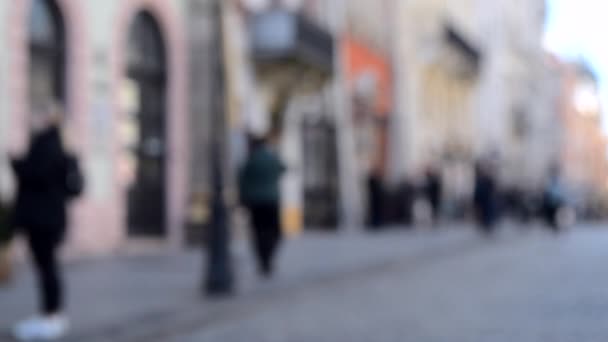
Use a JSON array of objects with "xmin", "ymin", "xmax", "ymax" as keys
[{"xmin": 282, "ymin": 207, "xmax": 303, "ymax": 238}]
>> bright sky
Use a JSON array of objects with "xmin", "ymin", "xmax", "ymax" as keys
[{"xmin": 544, "ymin": 0, "xmax": 608, "ymax": 129}]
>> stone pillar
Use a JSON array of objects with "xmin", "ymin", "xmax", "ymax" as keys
[
  {"xmin": 329, "ymin": 0, "xmax": 365, "ymax": 229},
  {"xmin": 0, "ymin": 0, "xmax": 10, "ymax": 202},
  {"xmin": 185, "ymin": 0, "xmax": 221, "ymax": 244}
]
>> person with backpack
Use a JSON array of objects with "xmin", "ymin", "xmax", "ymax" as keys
[{"xmin": 10, "ymin": 105, "xmax": 84, "ymax": 341}]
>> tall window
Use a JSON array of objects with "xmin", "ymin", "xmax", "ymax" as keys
[
  {"xmin": 128, "ymin": 13, "xmax": 166, "ymax": 79},
  {"xmin": 28, "ymin": 0, "xmax": 65, "ymax": 114},
  {"xmin": 126, "ymin": 12, "xmax": 168, "ymax": 237}
]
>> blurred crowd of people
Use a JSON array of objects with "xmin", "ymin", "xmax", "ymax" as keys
[
  {"xmin": 411, "ymin": 158, "xmax": 576, "ymax": 233},
  {"xmin": 366, "ymin": 153, "xmax": 583, "ymax": 234}
]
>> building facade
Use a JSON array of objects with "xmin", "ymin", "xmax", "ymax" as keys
[
  {"xmin": 558, "ymin": 61, "xmax": 608, "ymax": 216},
  {"xmin": 389, "ymin": 0, "xmax": 482, "ymax": 217},
  {"xmin": 388, "ymin": 0, "xmax": 551, "ymax": 217},
  {"xmin": 340, "ymin": 0, "xmax": 394, "ymax": 225},
  {"xmin": 0, "ymin": 0, "xmax": 191, "ymax": 255},
  {"xmin": 476, "ymin": 0, "xmax": 549, "ymax": 191},
  {"xmin": 220, "ymin": 0, "xmax": 337, "ymax": 233}
]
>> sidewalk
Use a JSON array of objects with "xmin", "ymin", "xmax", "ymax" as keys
[{"xmin": 0, "ymin": 226, "xmax": 483, "ymax": 341}]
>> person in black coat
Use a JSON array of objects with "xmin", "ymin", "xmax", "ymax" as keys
[
  {"xmin": 424, "ymin": 166, "xmax": 442, "ymax": 224},
  {"xmin": 10, "ymin": 112, "xmax": 82, "ymax": 341},
  {"xmin": 473, "ymin": 159, "xmax": 498, "ymax": 233},
  {"xmin": 12, "ymin": 127, "xmax": 69, "ymax": 239}
]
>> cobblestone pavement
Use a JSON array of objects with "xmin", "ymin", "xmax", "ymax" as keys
[
  {"xmin": 165, "ymin": 225, "xmax": 608, "ymax": 342},
  {"xmin": 0, "ymin": 225, "xmax": 480, "ymax": 341}
]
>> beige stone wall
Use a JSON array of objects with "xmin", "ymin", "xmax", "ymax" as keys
[
  {"xmin": 389, "ymin": 0, "xmax": 551, "ymax": 196},
  {"xmin": 458, "ymin": 0, "xmax": 549, "ymax": 189},
  {"xmin": 392, "ymin": 0, "xmax": 480, "ymax": 178}
]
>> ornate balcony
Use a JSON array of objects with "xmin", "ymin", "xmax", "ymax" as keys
[
  {"xmin": 249, "ymin": 9, "xmax": 334, "ymax": 87},
  {"xmin": 443, "ymin": 24, "xmax": 482, "ymax": 79}
]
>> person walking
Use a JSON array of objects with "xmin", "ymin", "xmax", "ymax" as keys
[
  {"xmin": 10, "ymin": 106, "xmax": 83, "ymax": 341},
  {"xmin": 424, "ymin": 166, "xmax": 442, "ymax": 225},
  {"xmin": 473, "ymin": 158, "xmax": 498, "ymax": 233},
  {"xmin": 239, "ymin": 134, "xmax": 285, "ymax": 278},
  {"xmin": 367, "ymin": 172, "xmax": 384, "ymax": 228},
  {"xmin": 542, "ymin": 165, "xmax": 566, "ymax": 231}
]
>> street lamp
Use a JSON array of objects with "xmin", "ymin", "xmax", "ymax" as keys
[
  {"xmin": 204, "ymin": 0, "xmax": 234, "ymax": 296},
  {"xmin": 203, "ymin": 0, "xmax": 334, "ymax": 296}
]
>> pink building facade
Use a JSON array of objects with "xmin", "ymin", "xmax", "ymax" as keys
[{"xmin": 1, "ymin": 0, "xmax": 190, "ymax": 255}]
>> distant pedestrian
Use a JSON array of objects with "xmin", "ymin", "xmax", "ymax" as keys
[
  {"xmin": 239, "ymin": 134, "xmax": 285, "ymax": 278},
  {"xmin": 10, "ymin": 105, "xmax": 83, "ymax": 341},
  {"xmin": 473, "ymin": 159, "xmax": 498, "ymax": 233},
  {"xmin": 542, "ymin": 165, "xmax": 566, "ymax": 231},
  {"xmin": 424, "ymin": 166, "xmax": 442, "ymax": 224},
  {"xmin": 367, "ymin": 173, "xmax": 384, "ymax": 228}
]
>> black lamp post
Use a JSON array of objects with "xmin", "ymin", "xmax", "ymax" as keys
[{"xmin": 204, "ymin": 0, "xmax": 234, "ymax": 296}]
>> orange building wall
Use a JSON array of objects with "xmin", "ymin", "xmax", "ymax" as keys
[
  {"xmin": 343, "ymin": 37, "xmax": 393, "ymax": 117},
  {"xmin": 558, "ymin": 63, "xmax": 608, "ymax": 201},
  {"xmin": 343, "ymin": 37, "xmax": 393, "ymax": 177}
]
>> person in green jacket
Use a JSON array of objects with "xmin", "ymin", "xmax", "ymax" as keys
[{"xmin": 239, "ymin": 134, "xmax": 285, "ymax": 277}]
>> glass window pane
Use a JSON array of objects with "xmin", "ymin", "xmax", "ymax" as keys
[
  {"xmin": 128, "ymin": 13, "xmax": 165, "ymax": 74},
  {"xmin": 29, "ymin": 0, "xmax": 58, "ymax": 46},
  {"xmin": 29, "ymin": 0, "xmax": 64, "ymax": 119}
]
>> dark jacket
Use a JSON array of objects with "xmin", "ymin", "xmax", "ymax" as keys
[
  {"xmin": 0, "ymin": 201, "xmax": 11, "ymax": 244},
  {"xmin": 11, "ymin": 127, "xmax": 71, "ymax": 238},
  {"xmin": 425, "ymin": 171, "xmax": 441, "ymax": 210},
  {"xmin": 239, "ymin": 145, "xmax": 285, "ymax": 206},
  {"xmin": 474, "ymin": 169, "xmax": 497, "ymax": 227}
]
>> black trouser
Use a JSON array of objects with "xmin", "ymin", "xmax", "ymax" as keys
[
  {"xmin": 367, "ymin": 177, "xmax": 383, "ymax": 228},
  {"xmin": 543, "ymin": 202, "xmax": 559, "ymax": 229},
  {"xmin": 27, "ymin": 230, "xmax": 63, "ymax": 315},
  {"xmin": 248, "ymin": 203, "xmax": 281, "ymax": 275}
]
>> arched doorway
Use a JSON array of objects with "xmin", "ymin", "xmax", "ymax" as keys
[
  {"xmin": 28, "ymin": 0, "xmax": 65, "ymax": 114},
  {"xmin": 302, "ymin": 116, "xmax": 339, "ymax": 229},
  {"xmin": 126, "ymin": 12, "xmax": 167, "ymax": 237}
]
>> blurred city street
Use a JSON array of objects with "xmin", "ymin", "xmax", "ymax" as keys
[
  {"xmin": 167, "ymin": 225, "xmax": 608, "ymax": 342},
  {"xmin": 4, "ymin": 224, "xmax": 608, "ymax": 341},
  {"xmin": 2, "ymin": 0, "xmax": 608, "ymax": 340},
  {"xmin": 0, "ymin": 226, "xmax": 475, "ymax": 341}
]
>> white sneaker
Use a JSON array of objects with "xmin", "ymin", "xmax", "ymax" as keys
[
  {"xmin": 42, "ymin": 315, "xmax": 69, "ymax": 340},
  {"xmin": 13, "ymin": 316, "xmax": 42, "ymax": 341},
  {"xmin": 12, "ymin": 315, "xmax": 69, "ymax": 341}
]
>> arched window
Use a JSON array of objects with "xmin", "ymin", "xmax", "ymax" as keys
[
  {"xmin": 28, "ymin": 0, "xmax": 65, "ymax": 113},
  {"xmin": 126, "ymin": 12, "xmax": 168, "ymax": 237},
  {"xmin": 128, "ymin": 12, "xmax": 166, "ymax": 79}
]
